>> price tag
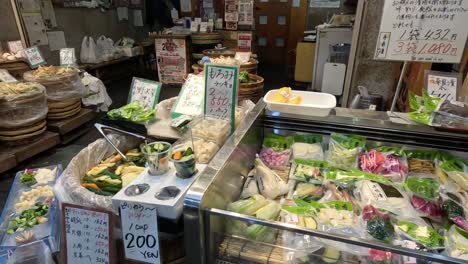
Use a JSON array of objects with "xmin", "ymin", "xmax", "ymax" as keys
[
  {"xmin": 120, "ymin": 202, "xmax": 160, "ymax": 264},
  {"xmin": 24, "ymin": 46, "xmax": 46, "ymax": 68},
  {"xmin": 190, "ymin": 22, "xmax": 199, "ymax": 33},
  {"xmin": 128, "ymin": 77, "xmax": 162, "ymax": 110},
  {"xmin": 62, "ymin": 203, "xmax": 114, "ymax": 264},
  {"xmin": 171, "ymin": 74, "xmax": 204, "ymax": 118},
  {"xmin": 237, "ymin": 32, "xmax": 252, "ymax": 51},
  {"xmin": 7, "ymin": 40, "xmax": 23, "ymax": 54},
  {"xmin": 200, "ymin": 22, "xmax": 208, "ymax": 33},
  {"xmin": 234, "ymin": 51, "xmax": 251, "ymax": 64},
  {"xmin": 204, "ymin": 64, "xmax": 239, "ymax": 132},
  {"xmin": 60, "ymin": 48, "xmax": 76, "ymax": 66},
  {"xmin": 374, "ymin": 0, "xmax": 468, "ymax": 63},
  {"xmin": 425, "ymin": 70, "xmax": 461, "ymax": 101},
  {"xmin": 0, "ymin": 69, "xmax": 18, "ymax": 83}
]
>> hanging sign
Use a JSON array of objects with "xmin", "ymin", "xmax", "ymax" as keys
[
  {"xmin": 62, "ymin": 203, "xmax": 114, "ymax": 264},
  {"xmin": 204, "ymin": 64, "xmax": 239, "ymax": 132},
  {"xmin": 425, "ymin": 70, "xmax": 461, "ymax": 101},
  {"xmin": 120, "ymin": 202, "xmax": 160, "ymax": 264},
  {"xmin": 237, "ymin": 32, "xmax": 252, "ymax": 51},
  {"xmin": 128, "ymin": 77, "xmax": 162, "ymax": 110},
  {"xmin": 374, "ymin": 0, "xmax": 468, "ymax": 63},
  {"xmin": 155, "ymin": 36, "xmax": 189, "ymax": 84},
  {"xmin": 7, "ymin": 40, "xmax": 23, "ymax": 54},
  {"xmin": 0, "ymin": 69, "xmax": 18, "ymax": 83},
  {"xmin": 171, "ymin": 74, "xmax": 205, "ymax": 118},
  {"xmin": 60, "ymin": 48, "xmax": 76, "ymax": 66},
  {"xmin": 225, "ymin": 0, "xmax": 238, "ymax": 22},
  {"xmin": 24, "ymin": 46, "xmax": 46, "ymax": 68},
  {"xmin": 238, "ymin": 0, "xmax": 253, "ymax": 25}
]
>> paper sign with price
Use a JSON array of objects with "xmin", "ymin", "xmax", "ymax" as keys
[
  {"xmin": 0, "ymin": 69, "xmax": 17, "ymax": 83},
  {"xmin": 60, "ymin": 48, "xmax": 76, "ymax": 66},
  {"xmin": 120, "ymin": 202, "xmax": 160, "ymax": 264},
  {"xmin": 374, "ymin": 0, "xmax": 468, "ymax": 63},
  {"xmin": 171, "ymin": 74, "xmax": 204, "ymax": 118},
  {"xmin": 7, "ymin": 40, "xmax": 23, "ymax": 54},
  {"xmin": 128, "ymin": 77, "xmax": 162, "ymax": 110},
  {"xmin": 204, "ymin": 64, "xmax": 239, "ymax": 132},
  {"xmin": 62, "ymin": 203, "xmax": 114, "ymax": 264},
  {"xmin": 24, "ymin": 46, "xmax": 46, "ymax": 68},
  {"xmin": 425, "ymin": 70, "xmax": 461, "ymax": 101}
]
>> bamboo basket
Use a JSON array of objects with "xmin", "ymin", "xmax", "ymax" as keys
[
  {"xmin": 239, "ymin": 74, "xmax": 264, "ymax": 103},
  {"xmin": 197, "ymin": 59, "xmax": 258, "ymax": 73}
]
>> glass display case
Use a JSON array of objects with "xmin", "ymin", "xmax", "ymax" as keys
[{"xmin": 184, "ymin": 100, "xmax": 468, "ymax": 264}]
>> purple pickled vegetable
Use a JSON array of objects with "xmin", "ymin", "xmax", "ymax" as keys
[
  {"xmin": 410, "ymin": 195, "xmax": 442, "ymax": 218},
  {"xmin": 362, "ymin": 205, "xmax": 390, "ymax": 221},
  {"xmin": 452, "ymin": 216, "xmax": 468, "ymax": 231}
]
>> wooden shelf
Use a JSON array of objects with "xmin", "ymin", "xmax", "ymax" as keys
[{"xmin": 47, "ymin": 108, "xmax": 96, "ymax": 135}]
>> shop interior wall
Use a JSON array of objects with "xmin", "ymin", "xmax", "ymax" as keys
[{"xmin": 0, "ymin": 0, "xmax": 21, "ymax": 42}]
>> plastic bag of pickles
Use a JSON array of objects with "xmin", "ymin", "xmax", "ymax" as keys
[{"xmin": 54, "ymin": 134, "xmax": 143, "ymax": 213}]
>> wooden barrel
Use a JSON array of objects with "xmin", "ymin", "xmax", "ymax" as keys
[
  {"xmin": 239, "ymin": 74, "xmax": 264, "ymax": 103},
  {"xmin": 0, "ymin": 60, "xmax": 31, "ymax": 79},
  {"xmin": 191, "ymin": 32, "xmax": 222, "ymax": 45},
  {"xmin": 197, "ymin": 59, "xmax": 258, "ymax": 73}
]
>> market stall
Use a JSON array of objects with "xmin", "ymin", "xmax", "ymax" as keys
[{"xmin": 184, "ymin": 99, "xmax": 468, "ymax": 264}]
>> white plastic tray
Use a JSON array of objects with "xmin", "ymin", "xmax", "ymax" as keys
[
  {"xmin": 264, "ymin": 90, "xmax": 336, "ymax": 117},
  {"xmin": 112, "ymin": 164, "xmax": 206, "ymax": 220}
]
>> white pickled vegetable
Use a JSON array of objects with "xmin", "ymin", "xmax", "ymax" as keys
[
  {"xmin": 254, "ymin": 157, "xmax": 289, "ymax": 199},
  {"xmin": 292, "ymin": 142, "xmax": 323, "ymax": 160},
  {"xmin": 227, "ymin": 194, "xmax": 268, "ymax": 215},
  {"xmin": 240, "ymin": 170, "xmax": 259, "ymax": 199}
]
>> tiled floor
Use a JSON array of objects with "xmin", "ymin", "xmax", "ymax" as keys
[{"xmin": 0, "ymin": 64, "xmax": 291, "ymax": 210}]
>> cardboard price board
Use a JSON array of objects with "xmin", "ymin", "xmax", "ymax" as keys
[
  {"xmin": 204, "ymin": 64, "xmax": 239, "ymax": 132},
  {"xmin": 128, "ymin": 77, "xmax": 162, "ymax": 110},
  {"xmin": 62, "ymin": 203, "xmax": 114, "ymax": 264},
  {"xmin": 171, "ymin": 74, "xmax": 204, "ymax": 118},
  {"xmin": 60, "ymin": 48, "xmax": 76, "ymax": 66},
  {"xmin": 237, "ymin": 32, "xmax": 252, "ymax": 51},
  {"xmin": 374, "ymin": 0, "xmax": 468, "ymax": 63},
  {"xmin": 24, "ymin": 46, "xmax": 46, "ymax": 68},
  {"xmin": 425, "ymin": 70, "xmax": 461, "ymax": 101},
  {"xmin": 0, "ymin": 69, "xmax": 18, "ymax": 83},
  {"xmin": 120, "ymin": 202, "xmax": 161, "ymax": 264},
  {"xmin": 155, "ymin": 36, "xmax": 189, "ymax": 84}
]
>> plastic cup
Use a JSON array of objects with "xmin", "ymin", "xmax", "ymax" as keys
[
  {"xmin": 169, "ymin": 144, "xmax": 197, "ymax": 179},
  {"xmin": 140, "ymin": 141, "xmax": 171, "ymax": 175}
]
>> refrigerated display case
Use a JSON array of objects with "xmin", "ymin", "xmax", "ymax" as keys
[{"xmin": 184, "ymin": 100, "xmax": 468, "ymax": 264}]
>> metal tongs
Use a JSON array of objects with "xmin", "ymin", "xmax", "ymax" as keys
[{"xmin": 94, "ymin": 123, "xmax": 150, "ymax": 161}]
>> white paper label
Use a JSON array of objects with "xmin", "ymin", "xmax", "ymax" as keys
[
  {"xmin": 120, "ymin": 202, "xmax": 160, "ymax": 264},
  {"xmin": 200, "ymin": 22, "xmax": 208, "ymax": 33},
  {"xmin": 237, "ymin": 32, "xmax": 252, "ymax": 51},
  {"xmin": 63, "ymin": 204, "xmax": 111, "ymax": 264},
  {"xmin": 427, "ymin": 74, "xmax": 458, "ymax": 101},
  {"xmin": 0, "ymin": 69, "xmax": 18, "ymax": 83},
  {"xmin": 128, "ymin": 77, "xmax": 162, "ymax": 110},
  {"xmin": 234, "ymin": 52, "xmax": 251, "ymax": 63},
  {"xmin": 374, "ymin": 0, "xmax": 468, "ymax": 63},
  {"xmin": 60, "ymin": 48, "xmax": 76, "ymax": 66},
  {"xmin": 24, "ymin": 46, "xmax": 46, "ymax": 68},
  {"xmin": 191, "ymin": 22, "xmax": 199, "ymax": 33},
  {"xmin": 172, "ymin": 74, "xmax": 204, "ymax": 118}
]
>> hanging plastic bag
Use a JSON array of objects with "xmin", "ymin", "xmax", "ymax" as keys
[
  {"xmin": 96, "ymin": 35, "xmax": 115, "ymax": 62},
  {"xmin": 81, "ymin": 72, "xmax": 112, "ymax": 111},
  {"xmin": 80, "ymin": 36, "xmax": 99, "ymax": 64}
]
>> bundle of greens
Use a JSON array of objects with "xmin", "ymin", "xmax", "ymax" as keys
[
  {"xmin": 395, "ymin": 221, "xmax": 445, "ymax": 249},
  {"xmin": 328, "ymin": 133, "xmax": 365, "ymax": 170},
  {"xmin": 107, "ymin": 102, "xmax": 156, "ymax": 122},
  {"xmin": 239, "ymin": 71, "xmax": 256, "ymax": 83}
]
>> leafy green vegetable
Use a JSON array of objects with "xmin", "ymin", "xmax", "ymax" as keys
[
  {"xmin": 107, "ymin": 102, "xmax": 156, "ymax": 122},
  {"xmin": 396, "ymin": 221, "xmax": 445, "ymax": 249},
  {"xmin": 423, "ymin": 90, "xmax": 441, "ymax": 112},
  {"xmin": 409, "ymin": 92, "xmax": 423, "ymax": 111},
  {"xmin": 325, "ymin": 169, "xmax": 392, "ymax": 186},
  {"xmin": 442, "ymin": 200, "xmax": 465, "ymax": 220},
  {"xmin": 263, "ymin": 134, "xmax": 293, "ymax": 151},
  {"xmin": 7, "ymin": 202, "xmax": 49, "ymax": 234},
  {"xmin": 292, "ymin": 197, "xmax": 353, "ymax": 212},
  {"xmin": 409, "ymin": 111, "xmax": 432, "ymax": 125},
  {"xmin": 440, "ymin": 159, "xmax": 466, "ymax": 172},
  {"xmin": 20, "ymin": 172, "xmax": 36, "ymax": 187},
  {"xmin": 367, "ymin": 216, "xmax": 394, "ymax": 242},
  {"xmin": 330, "ymin": 133, "xmax": 366, "ymax": 149},
  {"xmin": 405, "ymin": 176, "xmax": 440, "ymax": 201},
  {"xmin": 293, "ymin": 134, "xmax": 323, "ymax": 144},
  {"xmin": 239, "ymin": 71, "xmax": 256, "ymax": 83}
]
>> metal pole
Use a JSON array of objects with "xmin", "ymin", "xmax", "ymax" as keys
[{"xmin": 390, "ymin": 61, "xmax": 409, "ymax": 112}]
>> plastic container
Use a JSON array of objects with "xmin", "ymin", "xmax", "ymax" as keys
[
  {"xmin": 264, "ymin": 90, "xmax": 336, "ymax": 117},
  {"xmin": 169, "ymin": 143, "xmax": 197, "ymax": 179},
  {"xmin": 190, "ymin": 117, "xmax": 231, "ymax": 146},
  {"xmin": 140, "ymin": 141, "xmax": 171, "ymax": 175}
]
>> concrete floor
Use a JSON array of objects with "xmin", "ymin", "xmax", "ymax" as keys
[{"xmin": 0, "ymin": 64, "xmax": 290, "ymax": 210}]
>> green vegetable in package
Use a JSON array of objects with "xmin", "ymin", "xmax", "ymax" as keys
[
  {"xmin": 227, "ymin": 194, "xmax": 268, "ymax": 215},
  {"xmin": 328, "ymin": 133, "xmax": 365, "ymax": 170},
  {"xmin": 405, "ymin": 176, "xmax": 440, "ymax": 201},
  {"xmin": 330, "ymin": 133, "xmax": 366, "ymax": 149},
  {"xmin": 107, "ymin": 101, "xmax": 156, "ymax": 122},
  {"xmin": 409, "ymin": 92, "xmax": 423, "ymax": 111},
  {"xmin": 423, "ymin": 90, "xmax": 442, "ymax": 112},
  {"xmin": 325, "ymin": 169, "xmax": 392, "ymax": 186},
  {"xmin": 367, "ymin": 216, "xmax": 394, "ymax": 242},
  {"xmin": 293, "ymin": 134, "xmax": 323, "ymax": 144},
  {"xmin": 440, "ymin": 159, "xmax": 466, "ymax": 172},
  {"xmin": 246, "ymin": 201, "xmax": 281, "ymax": 242},
  {"xmin": 396, "ymin": 221, "xmax": 445, "ymax": 249},
  {"xmin": 409, "ymin": 111, "xmax": 431, "ymax": 125},
  {"xmin": 262, "ymin": 134, "xmax": 293, "ymax": 151}
]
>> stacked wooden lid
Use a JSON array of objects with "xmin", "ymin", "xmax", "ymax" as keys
[{"xmin": 239, "ymin": 74, "xmax": 264, "ymax": 103}]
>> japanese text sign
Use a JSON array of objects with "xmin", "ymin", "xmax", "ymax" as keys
[
  {"xmin": 171, "ymin": 74, "xmax": 204, "ymax": 118},
  {"xmin": 7, "ymin": 40, "xmax": 23, "ymax": 54},
  {"xmin": 0, "ymin": 69, "xmax": 18, "ymax": 83},
  {"xmin": 425, "ymin": 70, "xmax": 461, "ymax": 101},
  {"xmin": 24, "ymin": 46, "xmax": 46, "ymax": 68},
  {"xmin": 120, "ymin": 202, "xmax": 160, "ymax": 264},
  {"xmin": 60, "ymin": 48, "xmax": 76, "ymax": 66},
  {"xmin": 62, "ymin": 203, "xmax": 114, "ymax": 264},
  {"xmin": 204, "ymin": 64, "xmax": 239, "ymax": 132},
  {"xmin": 128, "ymin": 77, "xmax": 162, "ymax": 110},
  {"xmin": 374, "ymin": 0, "xmax": 468, "ymax": 63}
]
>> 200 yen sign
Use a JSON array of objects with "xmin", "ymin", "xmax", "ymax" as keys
[{"xmin": 125, "ymin": 233, "xmax": 158, "ymax": 252}]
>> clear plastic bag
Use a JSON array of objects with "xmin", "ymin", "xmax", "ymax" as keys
[
  {"xmin": 259, "ymin": 134, "xmax": 293, "ymax": 170},
  {"xmin": 327, "ymin": 133, "xmax": 365, "ymax": 170},
  {"xmin": 81, "ymin": 72, "xmax": 112, "ymax": 112},
  {"xmin": 80, "ymin": 36, "xmax": 100, "ymax": 64},
  {"xmin": 359, "ymin": 149, "xmax": 408, "ymax": 182},
  {"xmin": 0, "ymin": 82, "xmax": 47, "ymax": 128},
  {"xmin": 445, "ymin": 225, "xmax": 468, "ymax": 260},
  {"xmin": 54, "ymin": 134, "xmax": 142, "ymax": 213},
  {"xmin": 23, "ymin": 68, "xmax": 84, "ymax": 102}
]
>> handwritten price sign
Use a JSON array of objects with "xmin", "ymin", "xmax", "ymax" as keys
[
  {"xmin": 425, "ymin": 70, "xmax": 461, "ymax": 101},
  {"xmin": 62, "ymin": 203, "xmax": 114, "ymax": 264},
  {"xmin": 24, "ymin": 46, "xmax": 46, "ymax": 68},
  {"xmin": 374, "ymin": 0, "xmax": 468, "ymax": 63},
  {"xmin": 128, "ymin": 77, "xmax": 162, "ymax": 110},
  {"xmin": 204, "ymin": 64, "xmax": 239, "ymax": 132},
  {"xmin": 60, "ymin": 48, "xmax": 76, "ymax": 66},
  {"xmin": 120, "ymin": 202, "xmax": 160, "ymax": 264},
  {"xmin": 171, "ymin": 74, "xmax": 204, "ymax": 118}
]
